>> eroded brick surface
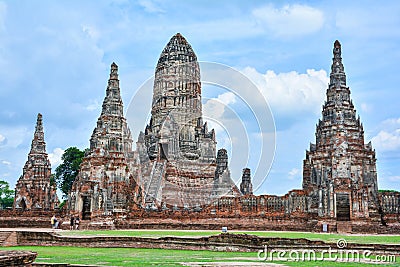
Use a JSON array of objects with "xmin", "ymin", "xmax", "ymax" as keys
[
  {"xmin": 8, "ymin": 37, "xmax": 396, "ymax": 230},
  {"xmin": 302, "ymin": 41, "xmax": 380, "ymax": 221},
  {"xmin": 13, "ymin": 114, "xmax": 59, "ymax": 211},
  {"xmin": 137, "ymin": 33, "xmax": 240, "ymax": 209},
  {"xmin": 69, "ymin": 63, "xmax": 142, "ymax": 219}
]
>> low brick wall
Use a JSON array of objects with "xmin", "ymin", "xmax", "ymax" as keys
[
  {"xmin": 1, "ymin": 210, "xmax": 400, "ymax": 234},
  {"xmin": 0, "ymin": 250, "xmax": 37, "ymax": 266},
  {"xmin": 13, "ymin": 231, "xmax": 330, "ymax": 252},
  {"xmin": 11, "ymin": 231, "xmax": 400, "ymax": 255},
  {"xmin": 113, "ymin": 217, "xmax": 320, "ymax": 232},
  {"xmin": 0, "ymin": 210, "xmax": 65, "ymax": 229}
]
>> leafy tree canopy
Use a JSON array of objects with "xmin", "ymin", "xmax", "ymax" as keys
[
  {"xmin": 0, "ymin": 180, "xmax": 15, "ymax": 209},
  {"xmin": 55, "ymin": 147, "xmax": 85, "ymax": 199}
]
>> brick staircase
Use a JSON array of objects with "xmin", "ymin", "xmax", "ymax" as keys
[
  {"xmin": 336, "ymin": 221, "xmax": 352, "ymax": 233},
  {"xmin": 0, "ymin": 231, "xmax": 17, "ymax": 246},
  {"xmin": 145, "ymin": 160, "xmax": 166, "ymax": 207}
]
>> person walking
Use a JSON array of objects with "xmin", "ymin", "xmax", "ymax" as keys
[
  {"xmin": 51, "ymin": 215, "xmax": 58, "ymax": 229},
  {"xmin": 75, "ymin": 216, "xmax": 80, "ymax": 230},
  {"xmin": 70, "ymin": 216, "xmax": 75, "ymax": 230},
  {"xmin": 51, "ymin": 215, "xmax": 55, "ymax": 228}
]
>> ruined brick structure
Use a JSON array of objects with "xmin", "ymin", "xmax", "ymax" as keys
[
  {"xmin": 205, "ymin": 40, "xmax": 386, "ymax": 226},
  {"xmin": 211, "ymin": 149, "xmax": 240, "ymax": 199},
  {"xmin": 379, "ymin": 191, "xmax": 400, "ymax": 223},
  {"xmin": 239, "ymin": 168, "xmax": 253, "ymax": 195},
  {"xmin": 55, "ymin": 38, "xmax": 397, "ymax": 229},
  {"xmin": 210, "ymin": 189, "xmax": 308, "ymax": 216},
  {"xmin": 14, "ymin": 114, "xmax": 59, "ymax": 210},
  {"xmin": 302, "ymin": 40, "xmax": 380, "ymax": 221},
  {"xmin": 136, "ymin": 33, "xmax": 239, "ymax": 209},
  {"xmin": 69, "ymin": 63, "xmax": 142, "ymax": 219}
]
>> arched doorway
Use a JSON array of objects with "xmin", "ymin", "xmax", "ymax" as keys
[
  {"xmin": 19, "ymin": 198, "xmax": 27, "ymax": 211},
  {"xmin": 336, "ymin": 193, "xmax": 350, "ymax": 221}
]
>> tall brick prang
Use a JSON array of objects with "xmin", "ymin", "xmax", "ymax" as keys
[
  {"xmin": 302, "ymin": 40, "xmax": 379, "ymax": 221},
  {"xmin": 14, "ymin": 113, "xmax": 59, "ymax": 210},
  {"xmin": 240, "ymin": 168, "xmax": 253, "ymax": 195},
  {"xmin": 69, "ymin": 63, "xmax": 142, "ymax": 219},
  {"xmin": 137, "ymin": 33, "xmax": 240, "ymax": 209}
]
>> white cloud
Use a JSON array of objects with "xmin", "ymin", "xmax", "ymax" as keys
[
  {"xmin": 372, "ymin": 130, "xmax": 400, "ymax": 152},
  {"xmin": 0, "ymin": 127, "xmax": 29, "ymax": 149},
  {"xmin": 48, "ymin": 147, "xmax": 64, "ymax": 168},
  {"xmin": 288, "ymin": 168, "xmax": 300, "ymax": 179},
  {"xmin": 1, "ymin": 160, "xmax": 10, "ymax": 166},
  {"xmin": 242, "ymin": 67, "xmax": 328, "ymax": 115},
  {"xmin": 217, "ymin": 92, "xmax": 237, "ymax": 105},
  {"xmin": 371, "ymin": 118, "xmax": 400, "ymax": 152},
  {"xmin": 252, "ymin": 4, "xmax": 324, "ymax": 37},
  {"xmin": 382, "ymin": 118, "xmax": 400, "ymax": 126},
  {"xmin": 0, "ymin": 133, "xmax": 5, "ymax": 144},
  {"xmin": 85, "ymin": 99, "xmax": 100, "ymax": 111},
  {"xmin": 138, "ymin": 0, "xmax": 165, "ymax": 14},
  {"xmin": 389, "ymin": 176, "xmax": 400, "ymax": 182},
  {"xmin": 203, "ymin": 92, "xmax": 238, "ymax": 151},
  {"xmin": 82, "ymin": 25, "xmax": 100, "ymax": 41},
  {"xmin": 203, "ymin": 92, "xmax": 237, "ymax": 120},
  {"xmin": 361, "ymin": 103, "xmax": 372, "ymax": 113}
]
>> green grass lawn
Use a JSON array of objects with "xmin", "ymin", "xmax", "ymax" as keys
[
  {"xmin": 5, "ymin": 230, "xmax": 397, "ymax": 266},
  {"xmin": 59, "ymin": 229, "xmax": 400, "ymax": 244},
  {"xmin": 2, "ymin": 246, "xmax": 398, "ymax": 266}
]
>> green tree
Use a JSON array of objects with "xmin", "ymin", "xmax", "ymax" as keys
[
  {"xmin": 55, "ymin": 147, "xmax": 85, "ymax": 199},
  {"xmin": 0, "ymin": 180, "xmax": 15, "ymax": 209}
]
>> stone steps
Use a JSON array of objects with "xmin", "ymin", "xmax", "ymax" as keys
[
  {"xmin": 0, "ymin": 232, "xmax": 11, "ymax": 246},
  {"xmin": 0, "ymin": 231, "xmax": 17, "ymax": 247},
  {"xmin": 145, "ymin": 161, "xmax": 166, "ymax": 205},
  {"xmin": 336, "ymin": 221, "xmax": 352, "ymax": 233},
  {"xmin": 0, "ymin": 250, "xmax": 37, "ymax": 266}
]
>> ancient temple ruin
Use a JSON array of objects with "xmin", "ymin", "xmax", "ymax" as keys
[
  {"xmin": 240, "ymin": 168, "xmax": 253, "ymax": 195},
  {"xmin": 302, "ymin": 40, "xmax": 380, "ymax": 221},
  {"xmin": 14, "ymin": 113, "xmax": 59, "ymax": 210},
  {"xmin": 136, "ymin": 33, "xmax": 239, "ymax": 209},
  {"xmin": 206, "ymin": 40, "xmax": 384, "ymax": 228},
  {"xmin": 61, "ymin": 37, "xmax": 400, "ymax": 230},
  {"xmin": 69, "ymin": 63, "xmax": 142, "ymax": 219}
]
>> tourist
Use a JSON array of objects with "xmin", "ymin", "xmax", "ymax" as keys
[
  {"xmin": 51, "ymin": 215, "xmax": 58, "ymax": 229},
  {"xmin": 75, "ymin": 216, "xmax": 80, "ymax": 230},
  {"xmin": 70, "ymin": 216, "xmax": 74, "ymax": 230}
]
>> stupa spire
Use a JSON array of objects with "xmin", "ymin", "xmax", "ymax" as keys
[
  {"xmin": 302, "ymin": 40, "xmax": 379, "ymax": 220},
  {"xmin": 101, "ymin": 62, "xmax": 123, "ymax": 117},
  {"xmin": 148, "ymin": 32, "xmax": 204, "ymax": 160},
  {"xmin": 14, "ymin": 113, "xmax": 59, "ymax": 210},
  {"xmin": 30, "ymin": 113, "xmax": 46, "ymax": 154},
  {"xmin": 329, "ymin": 40, "xmax": 346, "ymax": 87},
  {"xmin": 110, "ymin": 62, "xmax": 118, "ymax": 80}
]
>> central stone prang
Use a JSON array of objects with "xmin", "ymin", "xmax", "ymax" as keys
[{"xmin": 136, "ymin": 33, "xmax": 241, "ymax": 209}]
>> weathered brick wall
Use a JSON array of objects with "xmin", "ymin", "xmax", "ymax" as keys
[
  {"xmin": 0, "ymin": 250, "xmax": 37, "ymax": 266},
  {"xmin": 10, "ymin": 231, "xmax": 400, "ymax": 255},
  {"xmin": 114, "ymin": 216, "xmax": 318, "ymax": 232},
  {"xmin": 2, "ymin": 209, "xmax": 400, "ymax": 233},
  {"xmin": 379, "ymin": 191, "xmax": 400, "ymax": 223},
  {"xmin": 0, "ymin": 210, "xmax": 65, "ymax": 228}
]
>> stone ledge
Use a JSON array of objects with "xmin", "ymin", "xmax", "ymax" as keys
[
  {"xmin": 0, "ymin": 250, "xmax": 37, "ymax": 266},
  {"xmin": 10, "ymin": 231, "xmax": 400, "ymax": 255}
]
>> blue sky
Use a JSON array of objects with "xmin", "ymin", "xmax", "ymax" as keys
[{"xmin": 0, "ymin": 0, "xmax": 400, "ymax": 195}]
